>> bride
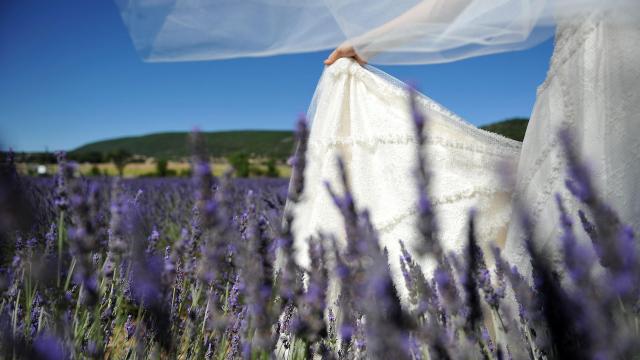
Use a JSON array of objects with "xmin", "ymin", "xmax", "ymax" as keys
[
  {"xmin": 290, "ymin": 0, "xmax": 640, "ymax": 289},
  {"xmin": 287, "ymin": 57, "xmax": 521, "ymax": 282},
  {"xmin": 116, "ymin": 0, "xmax": 639, "ymax": 296}
]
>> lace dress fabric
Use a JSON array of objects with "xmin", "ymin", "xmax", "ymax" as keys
[
  {"xmin": 503, "ymin": 8, "xmax": 640, "ymax": 277},
  {"xmin": 286, "ymin": 5, "xmax": 640, "ymax": 299},
  {"xmin": 287, "ymin": 58, "xmax": 522, "ymax": 296}
]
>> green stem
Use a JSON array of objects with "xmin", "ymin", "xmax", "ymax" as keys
[
  {"xmin": 73, "ymin": 284, "xmax": 83, "ymax": 336},
  {"xmin": 37, "ymin": 307, "xmax": 45, "ymax": 334},
  {"xmin": 64, "ymin": 258, "xmax": 77, "ymax": 292},
  {"xmin": 12, "ymin": 289, "xmax": 21, "ymax": 337},
  {"xmin": 57, "ymin": 211, "xmax": 65, "ymax": 287}
]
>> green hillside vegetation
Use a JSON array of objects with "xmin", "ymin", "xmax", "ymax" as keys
[
  {"xmin": 61, "ymin": 118, "xmax": 528, "ymax": 162},
  {"xmin": 70, "ymin": 130, "xmax": 295, "ymax": 161},
  {"xmin": 480, "ymin": 117, "xmax": 529, "ymax": 142}
]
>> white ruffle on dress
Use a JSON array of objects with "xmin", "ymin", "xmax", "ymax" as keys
[
  {"xmin": 504, "ymin": 8, "xmax": 640, "ymax": 277},
  {"xmin": 288, "ymin": 57, "xmax": 522, "ymax": 293},
  {"xmin": 287, "ymin": 4, "xmax": 640, "ymax": 296}
]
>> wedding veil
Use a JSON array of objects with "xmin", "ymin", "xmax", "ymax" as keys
[{"xmin": 114, "ymin": 0, "xmax": 634, "ymax": 64}]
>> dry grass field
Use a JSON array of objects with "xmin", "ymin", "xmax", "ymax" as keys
[{"xmin": 16, "ymin": 159, "xmax": 292, "ymax": 178}]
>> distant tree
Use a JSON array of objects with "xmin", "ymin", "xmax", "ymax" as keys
[
  {"xmin": 227, "ymin": 152, "xmax": 250, "ymax": 177},
  {"xmin": 265, "ymin": 158, "xmax": 279, "ymax": 178},
  {"xmin": 129, "ymin": 157, "xmax": 146, "ymax": 164},
  {"xmin": 108, "ymin": 149, "xmax": 133, "ymax": 177},
  {"xmin": 0, "ymin": 152, "xmax": 8, "ymax": 164},
  {"xmin": 250, "ymin": 166, "xmax": 266, "ymax": 177},
  {"xmin": 156, "ymin": 158, "xmax": 169, "ymax": 177},
  {"xmin": 20, "ymin": 152, "xmax": 56, "ymax": 164},
  {"xmin": 90, "ymin": 164, "xmax": 101, "ymax": 177},
  {"xmin": 70, "ymin": 151, "xmax": 104, "ymax": 163},
  {"xmin": 85, "ymin": 151, "xmax": 105, "ymax": 163}
]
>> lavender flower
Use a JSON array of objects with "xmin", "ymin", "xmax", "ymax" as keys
[
  {"xmin": 53, "ymin": 152, "xmax": 71, "ymax": 212},
  {"xmin": 555, "ymin": 194, "xmax": 595, "ymax": 286},
  {"xmin": 463, "ymin": 209, "xmax": 482, "ymax": 339},
  {"xmin": 286, "ymin": 117, "xmax": 309, "ymax": 204},
  {"xmin": 67, "ymin": 174, "xmax": 101, "ymax": 306},
  {"xmin": 408, "ymin": 86, "xmax": 440, "ymax": 259},
  {"xmin": 293, "ymin": 236, "xmax": 328, "ymax": 356},
  {"xmin": 1, "ymin": 106, "xmax": 639, "ymax": 359},
  {"xmin": 398, "ymin": 240, "xmax": 437, "ymax": 317},
  {"xmin": 191, "ymin": 131, "xmax": 235, "ymax": 296},
  {"xmin": 44, "ymin": 223, "xmax": 57, "ymax": 259},
  {"xmin": 125, "ymin": 314, "xmax": 136, "ymax": 340},
  {"xmin": 33, "ymin": 333, "xmax": 66, "ymax": 360},
  {"xmin": 559, "ymin": 129, "xmax": 627, "ymax": 271},
  {"xmin": 146, "ymin": 227, "xmax": 160, "ymax": 255}
]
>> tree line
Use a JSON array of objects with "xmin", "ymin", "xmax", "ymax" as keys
[{"xmin": 3, "ymin": 149, "xmax": 281, "ymax": 178}]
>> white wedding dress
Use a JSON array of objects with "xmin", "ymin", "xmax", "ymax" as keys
[
  {"xmin": 288, "ymin": 57, "xmax": 522, "ymax": 291},
  {"xmin": 288, "ymin": 5, "xmax": 640, "ymax": 294},
  {"xmin": 504, "ymin": 8, "xmax": 640, "ymax": 277}
]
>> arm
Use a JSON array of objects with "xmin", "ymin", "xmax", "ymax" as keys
[{"xmin": 324, "ymin": 0, "xmax": 472, "ymax": 65}]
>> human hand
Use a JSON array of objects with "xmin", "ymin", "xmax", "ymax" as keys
[{"xmin": 324, "ymin": 42, "xmax": 368, "ymax": 66}]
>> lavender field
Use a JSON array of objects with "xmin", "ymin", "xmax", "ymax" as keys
[{"xmin": 1, "ymin": 97, "xmax": 640, "ymax": 359}]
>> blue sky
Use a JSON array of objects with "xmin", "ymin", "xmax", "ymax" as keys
[{"xmin": 0, "ymin": 0, "xmax": 554, "ymax": 152}]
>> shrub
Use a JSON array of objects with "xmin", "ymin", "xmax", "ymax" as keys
[
  {"xmin": 108, "ymin": 149, "xmax": 133, "ymax": 177},
  {"xmin": 227, "ymin": 152, "xmax": 250, "ymax": 177},
  {"xmin": 90, "ymin": 164, "xmax": 101, "ymax": 176},
  {"xmin": 156, "ymin": 158, "xmax": 169, "ymax": 177},
  {"xmin": 265, "ymin": 157, "xmax": 279, "ymax": 178}
]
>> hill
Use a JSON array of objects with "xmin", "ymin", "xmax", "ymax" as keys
[
  {"xmin": 480, "ymin": 117, "xmax": 529, "ymax": 142},
  {"xmin": 71, "ymin": 130, "xmax": 295, "ymax": 160},
  {"xmin": 69, "ymin": 119, "xmax": 529, "ymax": 161}
]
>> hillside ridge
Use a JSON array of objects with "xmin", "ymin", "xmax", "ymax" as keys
[
  {"xmin": 71, "ymin": 130, "xmax": 295, "ymax": 160},
  {"xmin": 69, "ymin": 119, "xmax": 528, "ymax": 160}
]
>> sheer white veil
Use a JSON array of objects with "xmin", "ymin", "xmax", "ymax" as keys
[{"xmin": 114, "ymin": 0, "xmax": 635, "ymax": 64}]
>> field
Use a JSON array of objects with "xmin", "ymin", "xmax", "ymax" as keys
[
  {"xmin": 9, "ymin": 120, "xmax": 527, "ymax": 181},
  {"xmin": 16, "ymin": 160, "xmax": 292, "ymax": 178},
  {"xmin": 1, "ymin": 108, "xmax": 638, "ymax": 359}
]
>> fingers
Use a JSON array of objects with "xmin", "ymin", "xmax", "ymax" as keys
[
  {"xmin": 354, "ymin": 53, "xmax": 368, "ymax": 66},
  {"xmin": 324, "ymin": 48, "xmax": 368, "ymax": 66},
  {"xmin": 323, "ymin": 49, "xmax": 340, "ymax": 65}
]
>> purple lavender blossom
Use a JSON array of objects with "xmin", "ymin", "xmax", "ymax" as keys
[
  {"xmin": 33, "ymin": 333, "xmax": 66, "ymax": 360},
  {"xmin": 463, "ymin": 209, "xmax": 483, "ymax": 339},
  {"xmin": 125, "ymin": 314, "xmax": 136, "ymax": 340},
  {"xmin": 555, "ymin": 193, "xmax": 595, "ymax": 286},
  {"xmin": 408, "ymin": 85, "xmax": 440, "ymax": 259},
  {"xmin": 146, "ymin": 227, "xmax": 160, "ymax": 255},
  {"xmin": 1, "ymin": 105, "xmax": 639, "ymax": 359},
  {"xmin": 53, "ymin": 152, "xmax": 71, "ymax": 212},
  {"xmin": 286, "ymin": 117, "xmax": 309, "ymax": 204}
]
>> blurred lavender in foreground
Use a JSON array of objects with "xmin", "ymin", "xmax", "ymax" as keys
[{"xmin": 0, "ymin": 95, "xmax": 639, "ymax": 360}]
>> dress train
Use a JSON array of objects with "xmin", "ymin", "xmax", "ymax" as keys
[{"xmin": 288, "ymin": 58, "xmax": 522, "ymax": 300}]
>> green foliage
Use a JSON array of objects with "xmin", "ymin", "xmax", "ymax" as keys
[
  {"xmin": 29, "ymin": 122, "xmax": 527, "ymax": 170},
  {"xmin": 156, "ymin": 158, "xmax": 169, "ymax": 177},
  {"xmin": 480, "ymin": 118, "xmax": 529, "ymax": 142},
  {"xmin": 108, "ymin": 149, "xmax": 133, "ymax": 177},
  {"xmin": 227, "ymin": 152, "xmax": 250, "ymax": 177},
  {"xmin": 250, "ymin": 166, "xmax": 266, "ymax": 177},
  {"xmin": 178, "ymin": 168, "xmax": 192, "ymax": 177},
  {"xmin": 1, "ymin": 151, "xmax": 57, "ymax": 164},
  {"xmin": 90, "ymin": 164, "xmax": 101, "ymax": 177},
  {"xmin": 70, "ymin": 151, "xmax": 105, "ymax": 163},
  {"xmin": 71, "ymin": 130, "xmax": 295, "ymax": 161},
  {"xmin": 265, "ymin": 158, "xmax": 279, "ymax": 178}
]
